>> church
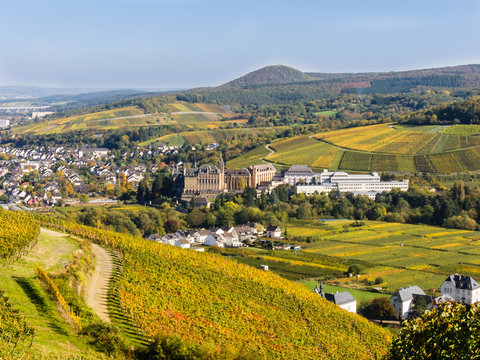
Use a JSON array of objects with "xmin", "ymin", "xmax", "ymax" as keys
[{"xmin": 181, "ymin": 154, "xmax": 276, "ymax": 201}]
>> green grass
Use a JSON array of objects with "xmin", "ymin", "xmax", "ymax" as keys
[
  {"xmin": 300, "ymin": 281, "xmax": 389, "ymax": 303},
  {"xmin": 0, "ymin": 229, "xmax": 101, "ymax": 357},
  {"xmin": 314, "ymin": 110, "xmax": 337, "ymax": 116}
]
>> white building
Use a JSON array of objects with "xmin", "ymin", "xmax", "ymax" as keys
[
  {"xmin": 296, "ymin": 169, "xmax": 409, "ymax": 198},
  {"xmin": 0, "ymin": 119, "xmax": 10, "ymax": 128},
  {"xmin": 390, "ymin": 285, "xmax": 426, "ymax": 319},
  {"xmin": 313, "ymin": 282, "xmax": 356, "ymax": 313},
  {"xmin": 441, "ymin": 274, "xmax": 480, "ymax": 305}
]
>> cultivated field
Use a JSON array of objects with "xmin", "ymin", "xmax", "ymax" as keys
[
  {"xmin": 227, "ymin": 123, "xmax": 480, "ymax": 173},
  {"xmin": 13, "ymin": 106, "xmax": 169, "ymax": 134},
  {"xmin": 287, "ymin": 219, "xmax": 480, "ymax": 293}
]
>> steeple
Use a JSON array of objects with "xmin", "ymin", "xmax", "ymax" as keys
[
  {"xmin": 218, "ymin": 152, "xmax": 224, "ymax": 170},
  {"xmin": 320, "ymin": 281, "xmax": 325, "ymax": 298}
]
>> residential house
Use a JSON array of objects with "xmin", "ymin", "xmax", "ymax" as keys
[
  {"xmin": 441, "ymin": 274, "xmax": 480, "ymax": 305},
  {"xmin": 174, "ymin": 239, "xmax": 191, "ymax": 249},
  {"xmin": 266, "ymin": 226, "xmax": 282, "ymax": 239},
  {"xmin": 390, "ymin": 285, "xmax": 427, "ymax": 319}
]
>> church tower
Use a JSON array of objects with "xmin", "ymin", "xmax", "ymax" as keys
[{"xmin": 218, "ymin": 152, "xmax": 225, "ymax": 190}]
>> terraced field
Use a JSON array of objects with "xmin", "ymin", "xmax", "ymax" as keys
[
  {"xmin": 227, "ymin": 123, "xmax": 480, "ymax": 173},
  {"xmin": 13, "ymin": 106, "xmax": 169, "ymax": 134},
  {"xmin": 289, "ymin": 220, "xmax": 480, "ymax": 293}
]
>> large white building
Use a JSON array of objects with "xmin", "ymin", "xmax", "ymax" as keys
[
  {"xmin": 294, "ymin": 167, "xmax": 409, "ymax": 198},
  {"xmin": 441, "ymin": 274, "xmax": 480, "ymax": 305}
]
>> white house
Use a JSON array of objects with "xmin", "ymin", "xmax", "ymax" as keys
[
  {"xmin": 174, "ymin": 239, "xmax": 191, "ymax": 249},
  {"xmin": 266, "ymin": 226, "xmax": 282, "ymax": 239},
  {"xmin": 441, "ymin": 274, "xmax": 480, "ymax": 305},
  {"xmin": 204, "ymin": 233, "xmax": 224, "ymax": 247},
  {"xmin": 313, "ymin": 282, "xmax": 356, "ymax": 313},
  {"xmin": 390, "ymin": 285, "xmax": 426, "ymax": 319}
]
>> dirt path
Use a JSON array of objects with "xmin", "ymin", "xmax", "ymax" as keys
[
  {"xmin": 265, "ymin": 143, "xmax": 276, "ymax": 158},
  {"xmin": 86, "ymin": 243, "xmax": 113, "ymax": 323}
]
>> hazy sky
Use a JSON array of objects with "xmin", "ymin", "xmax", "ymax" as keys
[{"xmin": 2, "ymin": 0, "xmax": 480, "ymax": 89}]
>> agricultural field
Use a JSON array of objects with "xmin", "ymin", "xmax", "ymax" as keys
[
  {"xmin": 13, "ymin": 106, "xmax": 170, "ymax": 134},
  {"xmin": 38, "ymin": 217, "xmax": 391, "ymax": 359},
  {"xmin": 166, "ymin": 102, "xmax": 231, "ymax": 113},
  {"xmin": 286, "ymin": 219, "xmax": 480, "ymax": 293},
  {"xmin": 266, "ymin": 135, "xmax": 339, "ymax": 169},
  {"xmin": 226, "ymin": 145, "xmax": 271, "ymax": 168},
  {"xmin": 227, "ymin": 123, "xmax": 480, "ymax": 173}
]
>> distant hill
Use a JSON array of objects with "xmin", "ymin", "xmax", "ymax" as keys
[{"xmin": 223, "ymin": 65, "xmax": 313, "ymax": 87}]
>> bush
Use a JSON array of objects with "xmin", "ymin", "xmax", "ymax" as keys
[
  {"xmin": 81, "ymin": 322, "xmax": 128, "ymax": 356},
  {"xmin": 385, "ymin": 302, "xmax": 480, "ymax": 359},
  {"xmin": 374, "ymin": 277, "xmax": 384, "ymax": 285}
]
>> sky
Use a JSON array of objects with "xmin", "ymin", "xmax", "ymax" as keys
[{"xmin": 1, "ymin": 0, "xmax": 480, "ymax": 89}]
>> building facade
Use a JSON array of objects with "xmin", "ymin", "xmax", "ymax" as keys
[{"xmin": 441, "ymin": 274, "xmax": 480, "ymax": 305}]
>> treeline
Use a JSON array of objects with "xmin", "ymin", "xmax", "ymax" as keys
[
  {"xmin": 405, "ymin": 97, "xmax": 480, "ymax": 125},
  {"xmin": 184, "ymin": 182, "xmax": 480, "ymax": 231},
  {"xmin": 64, "ymin": 203, "xmax": 182, "ymax": 237},
  {"xmin": 342, "ymin": 75, "xmax": 464, "ymax": 95}
]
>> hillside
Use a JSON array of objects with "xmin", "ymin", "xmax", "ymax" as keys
[
  {"xmin": 38, "ymin": 216, "xmax": 391, "ymax": 359},
  {"xmin": 222, "ymin": 65, "xmax": 313, "ymax": 87},
  {"xmin": 228, "ymin": 122, "xmax": 480, "ymax": 173},
  {"xmin": 405, "ymin": 97, "xmax": 480, "ymax": 125}
]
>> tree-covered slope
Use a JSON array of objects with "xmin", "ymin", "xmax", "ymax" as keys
[
  {"xmin": 405, "ymin": 97, "xmax": 480, "ymax": 125},
  {"xmin": 39, "ymin": 217, "xmax": 391, "ymax": 360},
  {"xmin": 223, "ymin": 65, "xmax": 313, "ymax": 87}
]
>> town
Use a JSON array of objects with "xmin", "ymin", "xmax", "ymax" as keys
[{"xmin": 0, "ymin": 143, "xmax": 409, "ymax": 209}]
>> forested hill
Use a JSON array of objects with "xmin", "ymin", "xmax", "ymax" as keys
[
  {"xmin": 405, "ymin": 97, "xmax": 480, "ymax": 125},
  {"xmin": 222, "ymin": 65, "xmax": 313, "ymax": 87}
]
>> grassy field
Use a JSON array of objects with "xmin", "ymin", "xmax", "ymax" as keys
[
  {"xmin": 0, "ymin": 229, "xmax": 101, "ymax": 357},
  {"xmin": 226, "ymin": 123, "xmax": 480, "ymax": 173},
  {"xmin": 285, "ymin": 219, "xmax": 480, "ymax": 293},
  {"xmin": 300, "ymin": 281, "xmax": 389, "ymax": 304}
]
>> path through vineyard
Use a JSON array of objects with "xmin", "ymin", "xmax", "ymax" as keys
[{"xmin": 86, "ymin": 243, "xmax": 113, "ymax": 323}]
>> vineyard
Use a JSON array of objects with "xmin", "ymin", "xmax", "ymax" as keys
[
  {"xmin": 288, "ymin": 220, "xmax": 480, "ymax": 293},
  {"xmin": 0, "ymin": 290, "xmax": 35, "ymax": 351},
  {"xmin": 0, "ymin": 209, "xmax": 39, "ymax": 264},
  {"xmin": 225, "ymin": 123, "xmax": 480, "ymax": 173},
  {"xmin": 37, "ymin": 215, "xmax": 391, "ymax": 359}
]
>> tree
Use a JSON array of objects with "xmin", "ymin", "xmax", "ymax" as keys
[
  {"xmin": 409, "ymin": 296, "xmax": 429, "ymax": 318},
  {"xmin": 385, "ymin": 302, "xmax": 480, "ymax": 360},
  {"xmin": 79, "ymin": 194, "xmax": 90, "ymax": 203},
  {"xmin": 362, "ymin": 297, "xmax": 395, "ymax": 323},
  {"xmin": 347, "ymin": 264, "xmax": 362, "ymax": 275},
  {"xmin": 137, "ymin": 179, "xmax": 148, "ymax": 204}
]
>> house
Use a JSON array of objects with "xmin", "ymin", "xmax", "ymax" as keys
[
  {"xmin": 313, "ymin": 282, "xmax": 356, "ymax": 313},
  {"xmin": 441, "ymin": 274, "xmax": 480, "ymax": 305},
  {"xmin": 147, "ymin": 234, "xmax": 162, "ymax": 242},
  {"xmin": 260, "ymin": 265, "xmax": 269, "ymax": 271},
  {"xmin": 266, "ymin": 226, "xmax": 282, "ymax": 239},
  {"xmin": 161, "ymin": 234, "xmax": 178, "ymax": 245},
  {"xmin": 197, "ymin": 229, "xmax": 212, "ymax": 243},
  {"xmin": 390, "ymin": 285, "xmax": 427, "ymax": 319},
  {"xmin": 204, "ymin": 233, "xmax": 224, "ymax": 247},
  {"xmin": 223, "ymin": 232, "xmax": 242, "ymax": 248},
  {"xmin": 174, "ymin": 239, "xmax": 191, "ymax": 249}
]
